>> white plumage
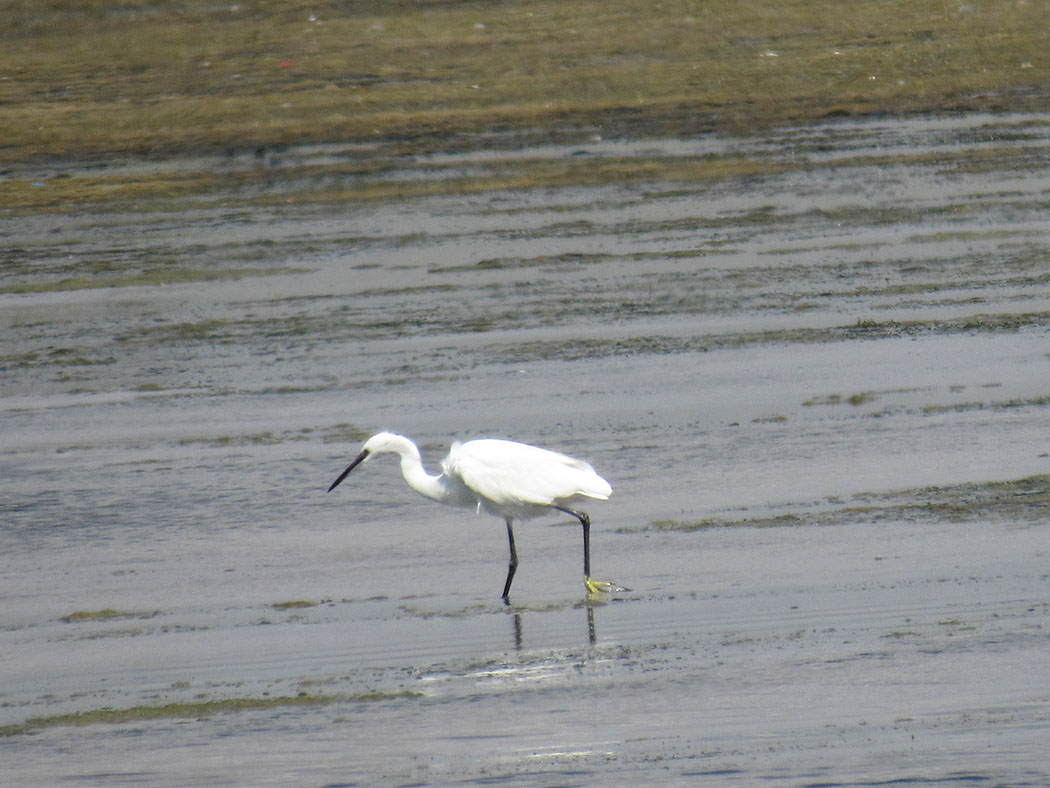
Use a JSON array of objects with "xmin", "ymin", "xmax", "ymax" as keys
[
  {"xmin": 327, "ymin": 431, "xmax": 617, "ymax": 598},
  {"xmin": 444, "ymin": 438, "xmax": 611, "ymax": 515}
]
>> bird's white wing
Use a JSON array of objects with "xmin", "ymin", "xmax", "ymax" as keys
[{"xmin": 445, "ymin": 439, "xmax": 611, "ymax": 508}]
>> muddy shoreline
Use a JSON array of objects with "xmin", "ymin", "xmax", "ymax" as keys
[{"xmin": 3, "ymin": 112, "xmax": 1050, "ymax": 786}]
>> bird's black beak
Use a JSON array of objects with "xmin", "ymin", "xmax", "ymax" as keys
[{"xmin": 327, "ymin": 448, "xmax": 369, "ymax": 493}]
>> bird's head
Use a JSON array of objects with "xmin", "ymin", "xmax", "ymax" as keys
[
  {"xmin": 326, "ymin": 431, "xmax": 410, "ymax": 493},
  {"xmin": 361, "ymin": 431, "xmax": 407, "ymax": 455}
]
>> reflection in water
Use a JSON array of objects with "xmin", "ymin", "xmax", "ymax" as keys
[
  {"xmin": 512, "ymin": 608, "xmax": 522, "ymax": 648},
  {"xmin": 507, "ymin": 602, "xmax": 598, "ymax": 649}
]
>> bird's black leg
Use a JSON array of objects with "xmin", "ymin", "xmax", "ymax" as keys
[
  {"xmin": 554, "ymin": 506, "xmax": 591, "ymax": 578},
  {"xmin": 555, "ymin": 506, "xmax": 621, "ymax": 595},
  {"xmin": 501, "ymin": 518, "xmax": 519, "ymax": 600}
]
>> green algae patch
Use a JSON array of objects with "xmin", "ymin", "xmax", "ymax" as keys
[
  {"xmin": 271, "ymin": 600, "xmax": 320, "ymax": 610},
  {"xmin": 1, "ymin": 267, "xmax": 307, "ymax": 295},
  {"xmin": 628, "ymin": 475, "xmax": 1050, "ymax": 533},
  {"xmin": 489, "ymin": 311, "xmax": 1050, "ymax": 365},
  {"xmin": 60, "ymin": 609, "xmax": 161, "ymax": 623},
  {"xmin": 0, "ymin": 171, "xmax": 234, "ymax": 211},
  {"xmin": 321, "ymin": 423, "xmax": 373, "ymax": 445},
  {"xmin": 1, "ymin": 348, "xmax": 116, "ymax": 370},
  {"xmin": 243, "ymin": 153, "xmax": 798, "ymax": 207},
  {"xmin": 921, "ymin": 396, "xmax": 1050, "ymax": 415},
  {"xmin": 0, "ymin": 690, "xmax": 423, "ymax": 737}
]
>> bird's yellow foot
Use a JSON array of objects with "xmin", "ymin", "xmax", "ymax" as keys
[{"xmin": 585, "ymin": 576, "xmax": 628, "ymax": 595}]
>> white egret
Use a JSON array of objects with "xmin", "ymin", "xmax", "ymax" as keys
[{"xmin": 327, "ymin": 431, "xmax": 619, "ymax": 599}]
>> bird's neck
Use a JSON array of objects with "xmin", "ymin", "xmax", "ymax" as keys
[{"xmin": 397, "ymin": 444, "xmax": 452, "ymax": 503}]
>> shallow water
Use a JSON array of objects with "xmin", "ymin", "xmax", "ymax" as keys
[{"xmin": 2, "ymin": 113, "xmax": 1050, "ymax": 786}]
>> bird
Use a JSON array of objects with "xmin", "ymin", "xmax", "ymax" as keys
[{"xmin": 326, "ymin": 431, "xmax": 619, "ymax": 599}]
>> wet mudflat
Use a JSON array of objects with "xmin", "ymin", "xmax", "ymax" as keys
[{"xmin": 2, "ymin": 113, "xmax": 1050, "ymax": 786}]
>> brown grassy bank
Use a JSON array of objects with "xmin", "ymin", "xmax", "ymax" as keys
[{"xmin": 1, "ymin": 0, "xmax": 1047, "ymax": 166}]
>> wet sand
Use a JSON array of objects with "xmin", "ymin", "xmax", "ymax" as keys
[{"xmin": 2, "ymin": 113, "xmax": 1050, "ymax": 786}]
